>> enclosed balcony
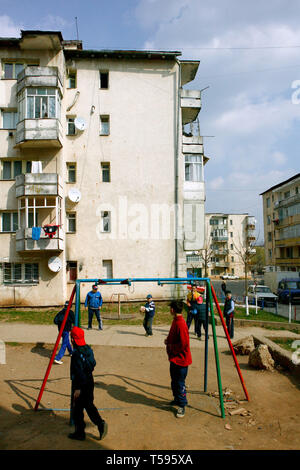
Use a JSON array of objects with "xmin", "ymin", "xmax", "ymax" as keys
[
  {"xmin": 16, "ymin": 226, "xmax": 64, "ymax": 252},
  {"xmin": 15, "ymin": 66, "xmax": 63, "ymax": 148},
  {"xmin": 182, "ymin": 119, "xmax": 204, "ymax": 155},
  {"xmin": 15, "ymin": 173, "xmax": 63, "ymax": 198},
  {"xmin": 181, "ymin": 89, "xmax": 201, "ymax": 124}
]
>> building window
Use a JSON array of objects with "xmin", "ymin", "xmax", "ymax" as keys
[
  {"xmin": 1, "ymin": 212, "xmax": 18, "ymax": 232},
  {"xmin": 1, "ymin": 262, "xmax": 38, "ymax": 284},
  {"xmin": 99, "ymin": 71, "xmax": 109, "ymax": 89},
  {"xmin": 18, "ymin": 87, "xmax": 61, "ymax": 121},
  {"xmin": 2, "ymin": 110, "xmax": 18, "ymax": 129},
  {"xmin": 284, "ymin": 191, "xmax": 290, "ymax": 199},
  {"xmin": 267, "ymin": 215, "xmax": 271, "ymax": 225},
  {"xmin": 3, "ymin": 62, "xmax": 24, "ymax": 79},
  {"xmin": 1, "ymin": 160, "xmax": 22, "ymax": 180},
  {"xmin": 186, "ymin": 255, "xmax": 200, "ymax": 262},
  {"xmin": 101, "ymin": 211, "xmax": 111, "ymax": 232},
  {"xmin": 67, "ymin": 163, "xmax": 76, "ymax": 183},
  {"xmin": 100, "ymin": 115, "xmax": 110, "ymax": 135},
  {"xmin": 67, "ymin": 261, "xmax": 77, "ymax": 282},
  {"xmin": 231, "ymin": 256, "xmax": 234, "ymax": 262},
  {"xmin": 266, "ymin": 197, "xmax": 270, "ymax": 208},
  {"xmin": 101, "ymin": 162, "xmax": 110, "ymax": 182},
  {"xmin": 185, "ymin": 155, "xmax": 203, "ymax": 182},
  {"xmin": 268, "ymin": 232, "xmax": 272, "ymax": 242},
  {"xmin": 67, "ymin": 117, "xmax": 76, "ymax": 135},
  {"xmin": 67, "ymin": 70, "xmax": 76, "ymax": 89},
  {"xmin": 230, "ymin": 232, "xmax": 233, "ymax": 237},
  {"xmin": 67, "ymin": 212, "xmax": 76, "ymax": 232},
  {"xmin": 230, "ymin": 219, "xmax": 233, "ymax": 225},
  {"xmin": 102, "ymin": 259, "xmax": 113, "ymax": 278},
  {"xmin": 230, "ymin": 244, "xmax": 233, "ymax": 250}
]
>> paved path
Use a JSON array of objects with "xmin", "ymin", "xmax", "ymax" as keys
[{"xmin": 1, "ymin": 323, "xmax": 299, "ymax": 350}]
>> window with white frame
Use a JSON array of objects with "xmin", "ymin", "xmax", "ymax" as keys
[
  {"xmin": 2, "ymin": 110, "xmax": 18, "ymax": 129},
  {"xmin": 18, "ymin": 87, "xmax": 61, "ymax": 121},
  {"xmin": 101, "ymin": 211, "xmax": 111, "ymax": 232},
  {"xmin": 66, "ymin": 212, "xmax": 76, "ymax": 232},
  {"xmin": 100, "ymin": 115, "xmax": 110, "ymax": 135},
  {"xmin": 1, "ymin": 212, "xmax": 18, "ymax": 232},
  {"xmin": 0, "ymin": 262, "xmax": 39, "ymax": 284},
  {"xmin": 185, "ymin": 155, "xmax": 203, "ymax": 182}
]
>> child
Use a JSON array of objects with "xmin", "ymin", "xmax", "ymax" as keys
[
  {"xmin": 164, "ymin": 300, "xmax": 192, "ymax": 418},
  {"xmin": 140, "ymin": 294, "xmax": 155, "ymax": 336},
  {"xmin": 223, "ymin": 290, "xmax": 235, "ymax": 339}
]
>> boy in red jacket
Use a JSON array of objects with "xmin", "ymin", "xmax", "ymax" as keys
[{"xmin": 164, "ymin": 300, "xmax": 192, "ymax": 418}]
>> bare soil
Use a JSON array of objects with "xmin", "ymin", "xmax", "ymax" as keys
[{"xmin": 0, "ymin": 341, "xmax": 299, "ymax": 451}]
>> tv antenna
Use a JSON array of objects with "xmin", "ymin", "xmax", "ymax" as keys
[{"xmin": 75, "ymin": 17, "xmax": 79, "ymax": 40}]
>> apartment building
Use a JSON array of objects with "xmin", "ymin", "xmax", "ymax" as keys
[
  {"xmin": 260, "ymin": 173, "xmax": 300, "ymax": 288},
  {"xmin": 186, "ymin": 212, "xmax": 256, "ymax": 278},
  {"xmin": 0, "ymin": 30, "xmax": 207, "ymax": 306}
]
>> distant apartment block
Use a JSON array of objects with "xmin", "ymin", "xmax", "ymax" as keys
[
  {"xmin": 260, "ymin": 173, "xmax": 300, "ymax": 274},
  {"xmin": 186, "ymin": 213, "xmax": 256, "ymax": 278}
]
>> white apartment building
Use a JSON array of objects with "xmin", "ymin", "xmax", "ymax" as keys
[
  {"xmin": 0, "ymin": 30, "xmax": 208, "ymax": 306},
  {"xmin": 187, "ymin": 213, "xmax": 256, "ymax": 279}
]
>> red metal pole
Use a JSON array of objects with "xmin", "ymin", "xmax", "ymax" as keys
[
  {"xmin": 211, "ymin": 284, "xmax": 250, "ymax": 401},
  {"xmin": 34, "ymin": 285, "xmax": 76, "ymax": 411}
]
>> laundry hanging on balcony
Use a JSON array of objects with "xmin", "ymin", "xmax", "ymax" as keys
[
  {"xmin": 32, "ymin": 226, "xmax": 42, "ymax": 241},
  {"xmin": 43, "ymin": 224, "xmax": 60, "ymax": 239},
  {"xmin": 31, "ymin": 161, "xmax": 43, "ymax": 173}
]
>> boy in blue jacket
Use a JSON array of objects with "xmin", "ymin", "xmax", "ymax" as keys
[{"xmin": 85, "ymin": 285, "xmax": 103, "ymax": 330}]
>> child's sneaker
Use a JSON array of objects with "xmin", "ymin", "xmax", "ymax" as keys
[
  {"xmin": 54, "ymin": 359, "xmax": 63, "ymax": 365},
  {"xmin": 176, "ymin": 407, "xmax": 185, "ymax": 418}
]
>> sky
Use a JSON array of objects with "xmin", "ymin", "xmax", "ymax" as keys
[{"xmin": 1, "ymin": 0, "xmax": 300, "ymax": 243}]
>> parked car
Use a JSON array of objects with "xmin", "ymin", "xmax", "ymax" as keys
[
  {"xmin": 221, "ymin": 274, "xmax": 239, "ymax": 280},
  {"xmin": 277, "ymin": 278, "xmax": 300, "ymax": 304},
  {"xmin": 247, "ymin": 285, "xmax": 278, "ymax": 307}
]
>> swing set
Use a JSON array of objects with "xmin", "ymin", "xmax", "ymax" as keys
[{"xmin": 34, "ymin": 277, "xmax": 250, "ymax": 418}]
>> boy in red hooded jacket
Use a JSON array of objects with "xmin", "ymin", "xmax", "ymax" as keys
[{"xmin": 164, "ymin": 300, "xmax": 192, "ymax": 418}]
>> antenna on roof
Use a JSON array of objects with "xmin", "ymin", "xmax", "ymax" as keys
[{"xmin": 75, "ymin": 17, "xmax": 79, "ymax": 40}]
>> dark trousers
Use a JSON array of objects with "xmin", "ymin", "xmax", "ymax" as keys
[
  {"xmin": 143, "ymin": 313, "xmax": 154, "ymax": 335},
  {"xmin": 88, "ymin": 307, "xmax": 102, "ymax": 329},
  {"xmin": 72, "ymin": 380, "xmax": 104, "ymax": 436},
  {"xmin": 186, "ymin": 312, "xmax": 201, "ymax": 337},
  {"xmin": 225, "ymin": 314, "xmax": 234, "ymax": 339},
  {"xmin": 170, "ymin": 362, "xmax": 188, "ymax": 407}
]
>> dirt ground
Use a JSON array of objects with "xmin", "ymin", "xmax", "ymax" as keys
[{"xmin": 0, "ymin": 340, "xmax": 299, "ymax": 451}]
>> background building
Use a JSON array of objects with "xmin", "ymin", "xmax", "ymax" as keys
[
  {"xmin": 186, "ymin": 212, "xmax": 256, "ymax": 279},
  {"xmin": 0, "ymin": 30, "xmax": 208, "ymax": 306},
  {"xmin": 260, "ymin": 173, "xmax": 300, "ymax": 291}
]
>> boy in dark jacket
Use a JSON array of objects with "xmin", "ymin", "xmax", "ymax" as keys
[
  {"xmin": 68, "ymin": 326, "xmax": 108, "ymax": 441},
  {"xmin": 54, "ymin": 301, "xmax": 75, "ymax": 364},
  {"xmin": 164, "ymin": 300, "xmax": 192, "ymax": 419},
  {"xmin": 223, "ymin": 290, "xmax": 235, "ymax": 339},
  {"xmin": 140, "ymin": 294, "xmax": 155, "ymax": 336}
]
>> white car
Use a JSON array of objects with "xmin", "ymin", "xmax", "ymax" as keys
[
  {"xmin": 221, "ymin": 274, "xmax": 239, "ymax": 280},
  {"xmin": 247, "ymin": 285, "xmax": 278, "ymax": 307}
]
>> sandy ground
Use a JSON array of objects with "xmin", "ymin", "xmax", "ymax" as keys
[{"xmin": 0, "ymin": 324, "xmax": 300, "ymax": 451}]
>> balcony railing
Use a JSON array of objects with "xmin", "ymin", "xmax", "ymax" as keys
[
  {"xmin": 15, "ymin": 173, "xmax": 63, "ymax": 198},
  {"xmin": 16, "ymin": 227, "xmax": 64, "ymax": 252},
  {"xmin": 181, "ymin": 89, "xmax": 201, "ymax": 125},
  {"xmin": 15, "ymin": 118, "xmax": 63, "ymax": 148}
]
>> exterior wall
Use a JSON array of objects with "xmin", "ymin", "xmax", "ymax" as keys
[
  {"xmin": 261, "ymin": 174, "xmax": 300, "ymax": 273},
  {"xmin": 0, "ymin": 32, "xmax": 205, "ymax": 306}
]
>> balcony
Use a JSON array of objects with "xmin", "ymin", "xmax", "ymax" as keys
[
  {"xmin": 212, "ymin": 236, "xmax": 228, "ymax": 242},
  {"xmin": 181, "ymin": 89, "xmax": 201, "ymax": 125},
  {"xmin": 275, "ymin": 193, "xmax": 300, "ymax": 209},
  {"xmin": 15, "ymin": 118, "xmax": 63, "ymax": 148},
  {"xmin": 16, "ymin": 226, "xmax": 64, "ymax": 252},
  {"xmin": 16, "ymin": 66, "xmax": 63, "ymax": 95},
  {"xmin": 15, "ymin": 173, "xmax": 63, "ymax": 198}
]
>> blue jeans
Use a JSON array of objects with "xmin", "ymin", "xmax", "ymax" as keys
[
  {"xmin": 56, "ymin": 330, "xmax": 73, "ymax": 360},
  {"xmin": 170, "ymin": 362, "xmax": 188, "ymax": 407},
  {"xmin": 88, "ymin": 307, "xmax": 102, "ymax": 329},
  {"xmin": 143, "ymin": 313, "xmax": 154, "ymax": 335}
]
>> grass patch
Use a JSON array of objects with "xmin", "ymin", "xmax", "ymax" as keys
[{"xmin": 270, "ymin": 337, "xmax": 297, "ymax": 352}]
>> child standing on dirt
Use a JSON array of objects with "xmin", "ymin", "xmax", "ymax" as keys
[
  {"xmin": 164, "ymin": 300, "xmax": 192, "ymax": 419},
  {"xmin": 223, "ymin": 290, "xmax": 235, "ymax": 339},
  {"xmin": 140, "ymin": 294, "xmax": 155, "ymax": 336}
]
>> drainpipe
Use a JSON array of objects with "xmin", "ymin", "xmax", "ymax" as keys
[{"xmin": 174, "ymin": 58, "xmax": 181, "ymax": 278}]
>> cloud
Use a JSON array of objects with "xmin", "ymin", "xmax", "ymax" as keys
[{"xmin": 0, "ymin": 15, "xmax": 23, "ymax": 37}]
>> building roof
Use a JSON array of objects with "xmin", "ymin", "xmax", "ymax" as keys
[
  {"xmin": 64, "ymin": 48, "xmax": 181, "ymax": 61},
  {"xmin": 260, "ymin": 173, "xmax": 300, "ymax": 195}
]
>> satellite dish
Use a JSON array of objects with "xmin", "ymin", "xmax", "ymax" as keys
[
  {"xmin": 68, "ymin": 187, "xmax": 81, "ymax": 203},
  {"xmin": 48, "ymin": 256, "xmax": 62, "ymax": 273},
  {"xmin": 74, "ymin": 117, "xmax": 86, "ymax": 131}
]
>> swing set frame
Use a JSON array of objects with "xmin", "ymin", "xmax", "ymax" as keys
[{"xmin": 34, "ymin": 277, "xmax": 250, "ymax": 418}]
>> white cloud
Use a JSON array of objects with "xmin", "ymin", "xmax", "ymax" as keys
[{"xmin": 0, "ymin": 15, "xmax": 22, "ymax": 37}]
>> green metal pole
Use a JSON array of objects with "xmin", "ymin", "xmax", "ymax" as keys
[
  {"xmin": 207, "ymin": 280, "xmax": 225, "ymax": 418},
  {"xmin": 75, "ymin": 281, "xmax": 81, "ymax": 327},
  {"xmin": 204, "ymin": 281, "xmax": 209, "ymax": 392}
]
